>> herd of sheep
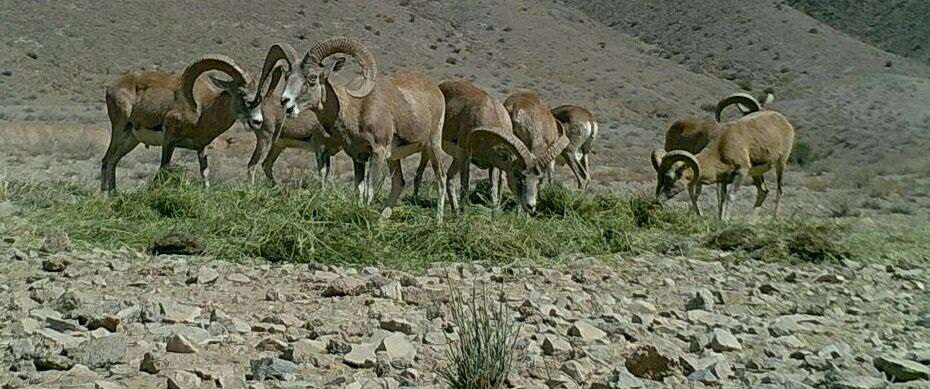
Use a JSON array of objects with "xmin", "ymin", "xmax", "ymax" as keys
[{"xmin": 101, "ymin": 38, "xmax": 795, "ymax": 222}]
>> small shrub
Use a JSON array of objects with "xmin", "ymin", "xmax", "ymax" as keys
[
  {"xmin": 790, "ymin": 142, "xmax": 817, "ymax": 167},
  {"xmin": 439, "ymin": 281, "xmax": 521, "ymax": 389},
  {"xmin": 828, "ymin": 196, "xmax": 861, "ymax": 218},
  {"xmin": 786, "ymin": 223, "xmax": 850, "ymax": 262},
  {"xmin": 706, "ymin": 224, "xmax": 764, "ymax": 251}
]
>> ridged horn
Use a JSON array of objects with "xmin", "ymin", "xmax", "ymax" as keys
[
  {"xmin": 264, "ymin": 66, "xmax": 286, "ymax": 99},
  {"xmin": 467, "ymin": 127, "xmax": 535, "ymax": 170},
  {"xmin": 256, "ymin": 43, "xmax": 300, "ymax": 97},
  {"xmin": 306, "ymin": 37, "xmax": 377, "ymax": 97},
  {"xmin": 651, "ymin": 149, "xmax": 666, "ymax": 172},
  {"xmin": 180, "ymin": 55, "xmax": 250, "ymax": 112},
  {"xmin": 536, "ymin": 135, "xmax": 570, "ymax": 168},
  {"xmin": 659, "ymin": 150, "xmax": 700, "ymax": 185},
  {"xmin": 715, "ymin": 93, "xmax": 762, "ymax": 122}
]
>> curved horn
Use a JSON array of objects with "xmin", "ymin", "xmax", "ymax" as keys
[
  {"xmin": 659, "ymin": 150, "xmax": 700, "ymax": 185},
  {"xmin": 264, "ymin": 66, "xmax": 286, "ymax": 99},
  {"xmin": 180, "ymin": 55, "xmax": 250, "ymax": 112},
  {"xmin": 536, "ymin": 135, "xmax": 570, "ymax": 168},
  {"xmin": 651, "ymin": 149, "xmax": 666, "ymax": 172},
  {"xmin": 256, "ymin": 43, "xmax": 300, "ymax": 97},
  {"xmin": 467, "ymin": 127, "xmax": 535, "ymax": 170},
  {"xmin": 306, "ymin": 37, "xmax": 377, "ymax": 97},
  {"xmin": 715, "ymin": 93, "xmax": 762, "ymax": 122}
]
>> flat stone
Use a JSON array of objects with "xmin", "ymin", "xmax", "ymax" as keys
[
  {"xmin": 150, "ymin": 325, "xmax": 211, "ymax": 345},
  {"xmin": 42, "ymin": 257, "xmax": 69, "ymax": 272},
  {"xmin": 834, "ymin": 375, "xmax": 886, "ymax": 389},
  {"xmin": 594, "ymin": 367, "xmax": 644, "ymax": 388},
  {"xmin": 256, "ymin": 337, "xmax": 288, "ymax": 352},
  {"xmin": 542, "ymin": 335, "xmax": 572, "ymax": 356},
  {"xmin": 71, "ymin": 334, "xmax": 128, "ymax": 369},
  {"xmin": 227, "ymin": 273, "xmax": 251, "ymax": 284},
  {"xmin": 624, "ymin": 344, "xmax": 680, "ymax": 380},
  {"xmin": 35, "ymin": 354, "xmax": 75, "ymax": 371},
  {"xmin": 322, "ymin": 277, "xmax": 367, "ymax": 297},
  {"xmin": 94, "ymin": 381, "xmax": 123, "ymax": 389},
  {"xmin": 159, "ymin": 300, "xmax": 202, "ymax": 324},
  {"xmin": 769, "ymin": 315, "xmax": 825, "ymax": 337},
  {"xmin": 874, "ymin": 355, "xmax": 930, "ymax": 382},
  {"xmin": 167, "ymin": 370, "xmax": 201, "ymax": 389},
  {"xmin": 686, "ymin": 310, "xmax": 738, "ymax": 328},
  {"xmin": 166, "ymin": 334, "xmax": 198, "ymax": 354},
  {"xmin": 343, "ymin": 343, "xmax": 378, "ymax": 368},
  {"xmin": 686, "ymin": 288, "xmax": 716, "ymax": 311},
  {"xmin": 250, "ymin": 357, "xmax": 298, "ymax": 381},
  {"xmin": 285, "ymin": 339, "xmax": 327, "ymax": 364},
  {"xmin": 378, "ymin": 333, "xmax": 416, "ymax": 361},
  {"xmin": 46, "ymin": 317, "xmax": 86, "ymax": 332},
  {"xmin": 380, "ymin": 318, "xmax": 417, "ymax": 335},
  {"xmin": 188, "ymin": 266, "xmax": 219, "ymax": 285},
  {"xmin": 35, "ymin": 328, "xmax": 83, "ymax": 349},
  {"xmin": 568, "ymin": 320, "xmax": 607, "ymax": 342},
  {"xmin": 710, "ymin": 328, "xmax": 742, "ymax": 352}
]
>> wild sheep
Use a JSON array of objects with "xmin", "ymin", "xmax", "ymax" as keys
[
  {"xmin": 464, "ymin": 91, "xmax": 568, "ymax": 212},
  {"xmin": 101, "ymin": 56, "xmax": 263, "ymax": 191},
  {"xmin": 411, "ymin": 80, "xmax": 514, "ymax": 209},
  {"xmin": 551, "ymin": 105, "xmax": 598, "ymax": 190},
  {"xmin": 296, "ymin": 37, "xmax": 449, "ymax": 220},
  {"xmin": 652, "ymin": 93, "xmax": 775, "ymax": 202},
  {"xmin": 247, "ymin": 43, "xmax": 341, "ymax": 185},
  {"xmin": 653, "ymin": 95, "xmax": 795, "ymax": 220}
]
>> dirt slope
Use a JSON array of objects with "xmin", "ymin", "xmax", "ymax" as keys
[
  {"xmin": 561, "ymin": 0, "xmax": 930, "ymax": 168},
  {"xmin": 788, "ymin": 0, "xmax": 930, "ymax": 66},
  {"xmin": 0, "ymin": 0, "xmax": 928, "ymax": 176}
]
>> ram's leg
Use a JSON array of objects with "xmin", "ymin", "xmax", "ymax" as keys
[
  {"xmin": 460, "ymin": 156, "xmax": 472, "ymax": 205},
  {"xmin": 412, "ymin": 154, "xmax": 429, "ymax": 198},
  {"xmin": 262, "ymin": 144, "xmax": 285, "ymax": 186},
  {"xmin": 751, "ymin": 175, "xmax": 770, "ymax": 220},
  {"xmin": 315, "ymin": 152, "xmax": 328, "ymax": 185},
  {"xmin": 488, "ymin": 167, "xmax": 501, "ymax": 207},
  {"xmin": 247, "ymin": 134, "xmax": 267, "ymax": 185},
  {"xmin": 689, "ymin": 184, "xmax": 703, "ymax": 217},
  {"xmin": 716, "ymin": 182, "xmax": 728, "ymax": 220},
  {"xmin": 445, "ymin": 156, "xmax": 464, "ymax": 213},
  {"xmin": 725, "ymin": 170, "xmax": 748, "ymax": 221},
  {"xmin": 196, "ymin": 148, "xmax": 211, "ymax": 188},
  {"xmin": 563, "ymin": 153, "xmax": 586, "ymax": 190},
  {"xmin": 545, "ymin": 160, "xmax": 555, "ymax": 185},
  {"xmin": 368, "ymin": 147, "xmax": 389, "ymax": 205},
  {"xmin": 100, "ymin": 134, "xmax": 139, "ymax": 193},
  {"xmin": 384, "ymin": 159, "xmax": 405, "ymax": 215},
  {"xmin": 775, "ymin": 162, "xmax": 785, "ymax": 219},
  {"xmin": 427, "ymin": 146, "xmax": 448, "ymax": 222},
  {"xmin": 353, "ymin": 159, "xmax": 367, "ymax": 205}
]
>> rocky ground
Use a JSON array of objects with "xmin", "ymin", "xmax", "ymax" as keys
[{"xmin": 1, "ymin": 238, "xmax": 929, "ymax": 388}]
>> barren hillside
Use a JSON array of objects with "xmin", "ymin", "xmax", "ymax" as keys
[
  {"xmin": 3, "ymin": 0, "xmax": 928, "ymax": 176},
  {"xmin": 788, "ymin": 0, "xmax": 930, "ymax": 66},
  {"xmin": 562, "ymin": 0, "xmax": 930, "ymax": 169}
]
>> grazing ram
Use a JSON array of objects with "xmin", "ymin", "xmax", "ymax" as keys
[
  {"xmin": 295, "ymin": 38, "xmax": 449, "ymax": 220},
  {"xmin": 411, "ymin": 80, "xmax": 514, "ymax": 209},
  {"xmin": 653, "ymin": 95, "xmax": 795, "ymax": 220},
  {"xmin": 463, "ymin": 91, "xmax": 568, "ymax": 212},
  {"xmin": 551, "ymin": 104, "xmax": 598, "ymax": 190},
  {"xmin": 102, "ymin": 56, "xmax": 263, "ymax": 191}
]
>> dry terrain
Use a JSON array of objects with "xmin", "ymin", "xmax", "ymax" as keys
[{"xmin": 1, "ymin": 0, "xmax": 929, "ymax": 388}]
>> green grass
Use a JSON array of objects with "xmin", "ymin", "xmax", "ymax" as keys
[
  {"xmin": 439, "ymin": 281, "xmax": 521, "ymax": 389},
  {"xmin": 1, "ymin": 171, "xmax": 927, "ymax": 269}
]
